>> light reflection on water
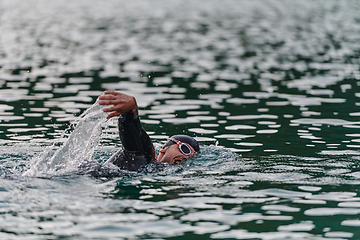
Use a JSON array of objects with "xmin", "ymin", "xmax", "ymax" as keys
[{"xmin": 1, "ymin": 0, "xmax": 360, "ymax": 239}]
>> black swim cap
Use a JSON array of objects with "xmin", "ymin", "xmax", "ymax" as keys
[{"xmin": 162, "ymin": 135, "xmax": 200, "ymax": 153}]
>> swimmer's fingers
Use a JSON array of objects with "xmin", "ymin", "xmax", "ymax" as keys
[
  {"xmin": 103, "ymin": 90, "xmax": 120, "ymax": 96},
  {"xmin": 98, "ymin": 99, "xmax": 119, "ymax": 106},
  {"xmin": 98, "ymin": 95, "xmax": 117, "ymax": 101},
  {"xmin": 102, "ymin": 104, "xmax": 125, "ymax": 113},
  {"xmin": 98, "ymin": 91, "xmax": 137, "ymax": 118},
  {"xmin": 102, "ymin": 101, "xmax": 136, "ymax": 118},
  {"xmin": 98, "ymin": 94, "xmax": 118, "ymax": 105},
  {"xmin": 98, "ymin": 94, "xmax": 125, "ymax": 106},
  {"xmin": 105, "ymin": 111, "xmax": 121, "ymax": 119},
  {"xmin": 102, "ymin": 105, "xmax": 124, "ymax": 119},
  {"xmin": 98, "ymin": 91, "xmax": 134, "ymax": 105}
]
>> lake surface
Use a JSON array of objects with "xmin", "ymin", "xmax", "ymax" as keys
[{"xmin": 1, "ymin": 0, "xmax": 360, "ymax": 239}]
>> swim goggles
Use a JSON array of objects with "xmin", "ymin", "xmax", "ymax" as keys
[{"xmin": 169, "ymin": 137, "xmax": 192, "ymax": 156}]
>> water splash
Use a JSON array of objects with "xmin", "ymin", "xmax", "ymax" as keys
[{"xmin": 23, "ymin": 99, "xmax": 108, "ymax": 177}]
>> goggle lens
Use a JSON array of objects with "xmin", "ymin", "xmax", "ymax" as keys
[
  {"xmin": 180, "ymin": 144, "xmax": 191, "ymax": 155},
  {"xmin": 170, "ymin": 138, "xmax": 192, "ymax": 156}
]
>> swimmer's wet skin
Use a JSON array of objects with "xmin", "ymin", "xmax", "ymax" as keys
[{"xmin": 98, "ymin": 91, "xmax": 199, "ymax": 171}]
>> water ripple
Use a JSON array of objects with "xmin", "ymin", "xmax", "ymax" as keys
[{"xmin": 1, "ymin": 0, "xmax": 360, "ymax": 239}]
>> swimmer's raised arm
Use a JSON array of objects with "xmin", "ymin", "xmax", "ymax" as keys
[
  {"xmin": 98, "ymin": 91, "xmax": 137, "ymax": 119},
  {"xmin": 99, "ymin": 90, "xmax": 155, "ymax": 170}
]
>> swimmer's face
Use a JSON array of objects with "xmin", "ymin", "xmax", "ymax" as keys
[{"xmin": 156, "ymin": 144, "xmax": 196, "ymax": 164}]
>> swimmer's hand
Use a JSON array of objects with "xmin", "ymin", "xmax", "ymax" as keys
[{"xmin": 98, "ymin": 91, "xmax": 137, "ymax": 119}]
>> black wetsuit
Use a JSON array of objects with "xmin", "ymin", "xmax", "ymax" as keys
[{"xmin": 103, "ymin": 110, "xmax": 157, "ymax": 171}]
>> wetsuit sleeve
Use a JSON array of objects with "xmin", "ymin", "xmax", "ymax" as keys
[{"xmin": 117, "ymin": 110, "xmax": 155, "ymax": 163}]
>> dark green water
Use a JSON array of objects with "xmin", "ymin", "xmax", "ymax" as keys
[{"xmin": 1, "ymin": 0, "xmax": 360, "ymax": 239}]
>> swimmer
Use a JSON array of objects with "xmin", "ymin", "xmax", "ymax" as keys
[{"xmin": 98, "ymin": 91, "xmax": 200, "ymax": 171}]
